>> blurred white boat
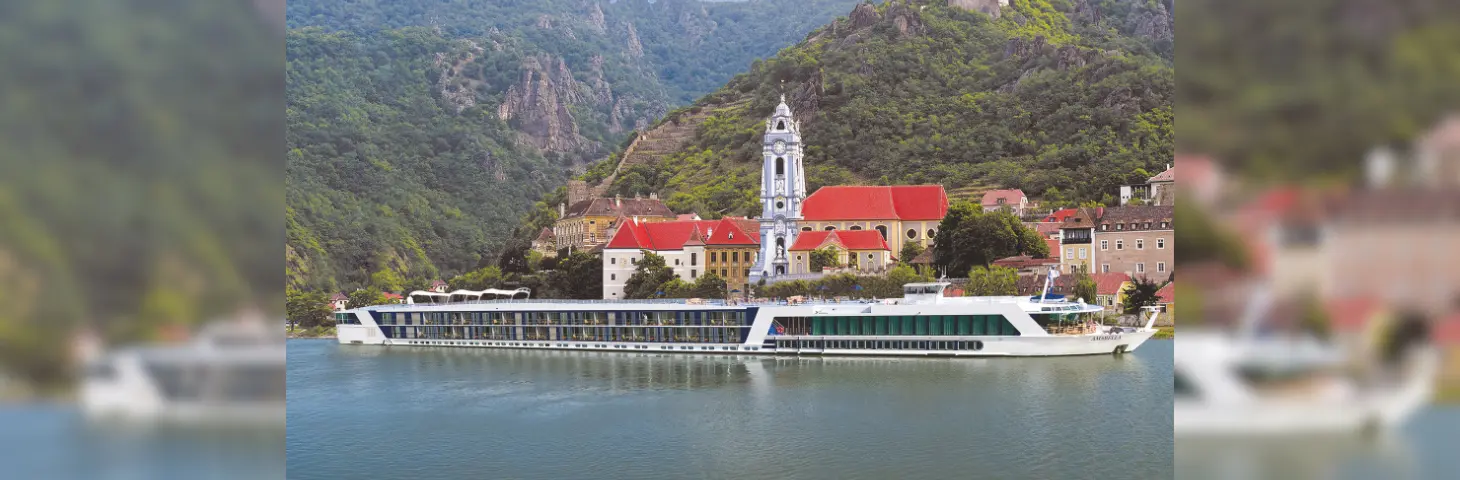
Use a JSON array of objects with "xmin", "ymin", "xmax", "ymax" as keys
[
  {"xmin": 79, "ymin": 320, "xmax": 284, "ymax": 427},
  {"xmin": 1174, "ymin": 332, "xmax": 1438, "ymax": 436}
]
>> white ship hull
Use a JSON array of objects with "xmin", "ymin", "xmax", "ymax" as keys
[{"xmin": 338, "ymin": 284, "xmax": 1163, "ymax": 358}]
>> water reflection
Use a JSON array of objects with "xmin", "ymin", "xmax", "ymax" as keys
[
  {"xmin": 298, "ymin": 341, "xmax": 1172, "ymax": 480},
  {"xmin": 1177, "ymin": 433, "xmax": 1418, "ymax": 480}
]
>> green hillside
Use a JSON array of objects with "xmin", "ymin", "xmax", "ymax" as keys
[
  {"xmin": 532, "ymin": 0, "xmax": 1175, "ymax": 230},
  {"xmin": 285, "ymin": 0, "xmax": 863, "ymax": 291}
]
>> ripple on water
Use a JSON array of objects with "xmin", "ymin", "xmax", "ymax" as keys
[{"xmin": 288, "ymin": 340, "xmax": 1174, "ymax": 480}]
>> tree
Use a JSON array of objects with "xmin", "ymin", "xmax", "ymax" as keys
[
  {"xmin": 1071, "ymin": 265, "xmax": 1097, "ymax": 304},
  {"xmin": 369, "ymin": 269, "xmax": 405, "ymax": 293},
  {"xmin": 1122, "ymin": 278, "xmax": 1164, "ymax": 314},
  {"xmin": 623, "ymin": 251, "xmax": 676, "ymax": 299},
  {"xmin": 966, "ymin": 265, "xmax": 1018, "ymax": 296},
  {"xmin": 497, "ymin": 241, "xmax": 532, "ymax": 275},
  {"xmin": 286, "ymin": 290, "xmax": 332, "ymax": 331},
  {"xmin": 1298, "ymin": 292, "xmax": 1330, "ymax": 340},
  {"xmin": 689, "ymin": 271, "xmax": 728, "ymax": 298},
  {"xmin": 899, "ymin": 241, "xmax": 925, "ymax": 266},
  {"xmin": 935, "ymin": 203, "xmax": 1049, "ymax": 275},
  {"xmin": 552, "ymin": 252, "xmax": 603, "ymax": 299},
  {"xmin": 449, "ymin": 265, "xmax": 505, "ymax": 291},
  {"xmin": 809, "ymin": 247, "xmax": 841, "ymax": 271},
  {"xmin": 348, "ymin": 288, "xmax": 390, "ymax": 309}
]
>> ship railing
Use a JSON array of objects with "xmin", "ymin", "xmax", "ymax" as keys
[{"xmin": 366, "ymin": 297, "xmax": 894, "ymax": 310}]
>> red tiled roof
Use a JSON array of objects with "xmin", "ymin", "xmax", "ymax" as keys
[
  {"xmin": 1044, "ymin": 238, "xmax": 1060, "ymax": 256},
  {"xmin": 533, "ymin": 227, "xmax": 555, "ymax": 242},
  {"xmin": 330, "ymin": 292, "xmax": 348, "ymax": 301},
  {"xmin": 1156, "ymin": 282, "xmax": 1175, "ymax": 304},
  {"xmin": 676, "ymin": 213, "xmax": 701, "ymax": 221},
  {"xmin": 430, "ymin": 280, "xmax": 447, "ymax": 288},
  {"xmin": 992, "ymin": 255, "xmax": 1058, "ymax": 269},
  {"xmin": 789, "ymin": 230, "xmax": 891, "ymax": 251},
  {"xmin": 605, "ymin": 220, "xmax": 720, "ymax": 251},
  {"xmin": 1149, "ymin": 164, "xmax": 1176, "ymax": 183},
  {"xmin": 980, "ymin": 189, "xmax": 1026, "ymax": 207},
  {"xmin": 1091, "ymin": 273, "xmax": 1130, "ymax": 296},
  {"xmin": 1043, "ymin": 208, "xmax": 1078, "ymax": 223},
  {"xmin": 1323, "ymin": 297, "xmax": 1384, "ymax": 333},
  {"xmin": 703, "ymin": 217, "xmax": 760, "ymax": 246},
  {"xmin": 682, "ymin": 226, "xmax": 706, "ymax": 247},
  {"xmin": 801, "ymin": 185, "xmax": 949, "ymax": 221},
  {"xmin": 1432, "ymin": 314, "xmax": 1460, "ymax": 346},
  {"xmin": 383, "ymin": 292, "xmax": 403, "ymax": 300}
]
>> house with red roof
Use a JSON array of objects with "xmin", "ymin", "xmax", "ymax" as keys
[
  {"xmin": 531, "ymin": 227, "xmax": 557, "ymax": 258},
  {"xmin": 1155, "ymin": 281, "xmax": 1174, "ymax": 313},
  {"xmin": 981, "ymin": 189, "xmax": 1028, "ymax": 216},
  {"xmin": 329, "ymin": 292, "xmax": 349, "ymax": 311},
  {"xmin": 601, "ymin": 217, "xmax": 763, "ymax": 299},
  {"xmin": 1092, "ymin": 273, "xmax": 1133, "ymax": 312},
  {"xmin": 795, "ymin": 185, "xmax": 949, "ymax": 257},
  {"xmin": 429, "ymin": 280, "xmax": 449, "ymax": 293},
  {"xmin": 382, "ymin": 292, "xmax": 404, "ymax": 304},
  {"xmin": 1042, "ymin": 208, "xmax": 1078, "ymax": 223},
  {"xmin": 786, "ymin": 230, "xmax": 893, "ymax": 275}
]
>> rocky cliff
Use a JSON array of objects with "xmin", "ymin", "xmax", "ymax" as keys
[{"xmin": 497, "ymin": 55, "xmax": 589, "ymax": 153}]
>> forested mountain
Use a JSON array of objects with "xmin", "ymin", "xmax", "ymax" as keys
[
  {"xmin": 530, "ymin": 0, "xmax": 1175, "ymax": 230},
  {"xmin": 1177, "ymin": 0, "xmax": 1460, "ymax": 180},
  {"xmin": 286, "ymin": 0, "xmax": 863, "ymax": 291}
]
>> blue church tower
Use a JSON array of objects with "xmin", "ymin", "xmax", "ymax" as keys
[{"xmin": 750, "ymin": 95, "xmax": 807, "ymax": 282}]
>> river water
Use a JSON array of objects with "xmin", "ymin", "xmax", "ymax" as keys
[{"xmin": 286, "ymin": 339, "xmax": 1174, "ymax": 479}]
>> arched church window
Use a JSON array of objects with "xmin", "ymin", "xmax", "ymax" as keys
[
  {"xmin": 802, "ymin": 226, "xmax": 812, "ymax": 232},
  {"xmin": 876, "ymin": 225, "xmax": 888, "ymax": 240},
  {"xmin": 825, "ymin": 226, "xmax": 836, "ymax": 231},
  {"xmin": 906, "ymin": 229, "xmax": 917, "ymax": 239},
  {"xmin": 776, "ymin": 120, "xmax": 785, "ymax": 130},
  {"xmin": 776, "ymin": 157, "xmax": 785, "ymax": 175},
  {"xmin": 849, "ymin": 226, "xmax": 863, "ymax": 230},
  {"xmin": 776, "ymin": 237, "xmax": 785, "ymax": 248}
]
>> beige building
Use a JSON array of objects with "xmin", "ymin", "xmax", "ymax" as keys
[
  {"xmin": 786, "ymin": 230, "xmax": 894, "ymax": 275},
  {"xmin": 1093, "ymin": 205, "xmax": 1174, "ymax": 282},
  {"xmin": 555, "ymin": 193, "xmax": 676, "ymax": 253},
  {"xmin": 1057, "ymin": 207, "xmax": 1101, "ymax": 275},
  {"xmin": 795, "ymin": 185, "xmax": 949, "ymax": 256}
]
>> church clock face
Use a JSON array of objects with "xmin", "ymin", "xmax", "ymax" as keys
[{"xmin": 773, "ymin": 140, "xmax": 786, "ymax": 155}]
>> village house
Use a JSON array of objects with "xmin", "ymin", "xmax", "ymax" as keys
[
  {"xmin": 329, "ymin": 292, "xmax": 348, "ymax": 311},
  {"xmin": 1093, "ymin": 273, "xmax": 1133, "ymax": 312},
  {"xmin": 702, "ymin": 217, "xmax": 762, "ymax": 292},
  {"xmin": 1093, "ymin": 205, "xmax": 1174, "ymax": 282},
  {"xmin": 428, "ymin": 280, "xmax": 449, "ymax": 293},
  {"xmin": 1057, "ymin": 206, "xmax": 1102, "ymax": 275},
  {"xmin": 981, "ymin": 189, "xmax": 1028, "ymax": 216},
  {"xmin": 787, "ymin": 230, "xmax": 894, "ymax": 275},
  {"xmin": 531, "ymin": 227, "xmax": 556, "ymax": 258},
  {"xmin": 992, "ymin": 254, "xmax": 1060, "ymax": 277}
]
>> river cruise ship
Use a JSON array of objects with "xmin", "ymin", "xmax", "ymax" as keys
[{"xmin": 338, "ymin": 282, "xmax": 1160, "ymax": 357}]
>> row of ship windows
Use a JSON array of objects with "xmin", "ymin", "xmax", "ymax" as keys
[
  {"xmin": 776, "ymin": 315, "xmax": 1022, "ymax": 337},
  {"xmin": 378, "ymin": 326, "xmax": 749, "ymax": 343},
  {"xmin": 371, "ymin": 310, "xmax": 747, "ymax": 327},
  {"xmin": 774, "ymin": 339, "xmax": 985, "ymax": 351},
  {"xmin": 397, "ymin": 340, "xmax": 762, "ymax": 352}
]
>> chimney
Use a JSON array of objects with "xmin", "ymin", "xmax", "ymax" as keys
[{"xmin": 649, "ymin": 192, "xmax": 658, "ymax": 200}]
